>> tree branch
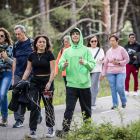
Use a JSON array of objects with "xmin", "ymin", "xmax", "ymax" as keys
[
  {"xmin": 59, "ymin": 18, "xmax": 107, "ymax": 37},
  {"xmin": 83, "ymin": 32, "xmax": 108, "ymax": 39},
  {"xmin": 76, "ymin": 0, "xmax": 88, "ymax": 13},
  {"xmin": 16, "ymin": 2, "xmax": 72, "ymax": 24}
]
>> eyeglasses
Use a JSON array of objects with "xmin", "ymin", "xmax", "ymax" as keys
[
  {"xmin": 130, "ymin": 36, "xmax": 135, "ymax": 39},
  {"xmin": 90, "ymin": 40, "xmax": 97, "ymax": 43},
  {"xmin": 0, "ymin": 35, "xmax": 4, "ymax": 38}
]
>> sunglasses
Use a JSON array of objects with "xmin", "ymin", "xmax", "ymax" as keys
[
  {"xmin": 90, "ymin": 40, "xmax": 97, "ymax": 43},
  {"xmin": 130, "ymin": 36, "xmax": 135, "ymax": 39}
]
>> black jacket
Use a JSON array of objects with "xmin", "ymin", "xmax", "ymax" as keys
[
  {"xmin": 133, "ymin": 52, "xmax": 140, "ymax": 67},
  {"xmin": 8, "ymin": 80, "xmax": 31, "ymax": 115},
  {"xmin": 124, "ymin": 41, "xmax": 140, "ymax": 65}
]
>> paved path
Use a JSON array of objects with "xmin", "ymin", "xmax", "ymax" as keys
[{"xmin": 0, "ymin": 91, "xmax": 140, "ymax": 140}]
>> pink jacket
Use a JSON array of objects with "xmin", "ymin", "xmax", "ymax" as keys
[{"xmin": 102, "ymin": 46, "xmax": 129, "ymax": 75}]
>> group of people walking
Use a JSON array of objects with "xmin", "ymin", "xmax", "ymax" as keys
[{"xmin": 0, "ymin": 25, "xmax": 139, "ymax": 139}]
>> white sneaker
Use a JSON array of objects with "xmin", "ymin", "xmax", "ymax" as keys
[
  {"xmin": 125, "ymin": 91, "xmax": 129, "ymax": 96},
  {"xmin": 26, "ymin": 130, "xmax": 37, "ymax": 139},
  {"xmin": 46, "ymin": 127, "xmax": 55, "ymax": 138},
  {"xmin": 91, "ymin": 106, "xmax": 96, "ymax": 110},
  {"xmin": 133, "ymin": 91, "xmax": 138, "ymax": 96}
]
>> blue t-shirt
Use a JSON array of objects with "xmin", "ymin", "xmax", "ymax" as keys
[{"xmin": 13, "ymin": 38, "xmax": 33, "ymax": 77}]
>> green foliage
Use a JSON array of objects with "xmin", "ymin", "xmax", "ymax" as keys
[{"xmin": 0, "ymin": 9, "xmax": 20, "ymax": 42}]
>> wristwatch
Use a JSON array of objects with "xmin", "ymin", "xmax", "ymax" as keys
[
  {"xmin": 48, "ymin": 81, "xmax": 52, "ymax": 84},
  {"xmin": 118, "ymin": 62, "xmax": 120, "ymax": 65}
]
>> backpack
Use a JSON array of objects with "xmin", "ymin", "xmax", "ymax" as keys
[{"xmin": 14, "ymin": 39, "xmax": 34, "ymax": 49}]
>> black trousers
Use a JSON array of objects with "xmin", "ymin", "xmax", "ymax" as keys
[
  {"xmin": 63, "ymin": 87, "xmax": 91, "ymax": 131},
  {"xmin": 63, "ymin": 76, "xmax": 67, "ymax": 87},
  {"xmin": 29, "ymin": 76, "xmax": 55, "ymax": 131}
]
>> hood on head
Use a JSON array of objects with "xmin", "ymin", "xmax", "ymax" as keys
[{"xmin": 69, "ymin": 27, "xmax": 83, "ymax": 49}]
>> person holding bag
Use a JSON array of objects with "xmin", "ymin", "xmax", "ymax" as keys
[{"xmin": 87, "ymin": 35, "xmax": 104, "ymax": 110}]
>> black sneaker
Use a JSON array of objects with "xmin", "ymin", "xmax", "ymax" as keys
[
  {"xmin": 46, "ymin": 127, "xmax": 55, "ymax": 138},
  {"xmin": 13, "ymin": 120, "xmax": 23, "ymax": 128},
  {"xmin": 111, "ymin": 106, "xmax": 116, "ymax": 110},
  {"xmin": 56, "ymin": 130, "xmax": 63, "ymax": 138},
  {"xmin": 122, "ymin": 103, "xmax": 126, "ymax": 108},
  {"xmin": 25, "ymin": 130, "xmax": 36, "ymax": 139}
]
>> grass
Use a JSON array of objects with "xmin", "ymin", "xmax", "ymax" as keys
[{"xmin": 3, "ymin": 71, "xmax": 140, "ymax": 116}]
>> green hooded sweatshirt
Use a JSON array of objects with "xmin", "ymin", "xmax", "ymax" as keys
[{"xmin": 58, "ymin": 28, "xmax": 96, "ymax": 88}]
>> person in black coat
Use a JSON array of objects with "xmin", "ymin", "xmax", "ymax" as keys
[{"xmin": 124, "ymin": 33, "xmax": 140, "ymax": 96}]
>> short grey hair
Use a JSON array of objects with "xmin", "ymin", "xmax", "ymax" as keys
[
  {"xmin": 14, "ymin": 25, "xmax": 26, "ymax": 32},
  {"xmin": 63, "ymin": 35, "xmax": 70, "ymax": 41}
]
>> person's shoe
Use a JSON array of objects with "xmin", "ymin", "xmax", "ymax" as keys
[
  {"xmin": 111, "ymin": 106, "xmax": 116, "ymax": 110},
  {"xmin": 91, "ymin": 106, "xmax": 96, "ymax": 110},
  {"xmin": 46, "ymin": 127, "xmax": 55, "ymax": 138},
  {"xmin": 13, "ymin": 120, "xmax": 23, "ymax": 128},
  {"xmin": 125, "ymin": 91, "xmax": 129, "ymax": 96},
  {"xmin": 133, "ymin": 91, "xmax": 138, "ymax": 96},
  {"xmin": 0, "ymin": 118, "xmax": 8, "ymax": 127},
  {"xmin": 122, "ymin": 103, "xmax": 126, "ymax": 108},
  {"xmin": 56, "ymin": 130, "xmax": 63, "ymax": 138},
  {"xmin": 25, "ymin": 130, "xmax": 36, "ymax": 139}
]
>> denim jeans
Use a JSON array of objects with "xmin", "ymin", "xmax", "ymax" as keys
[
  {"xmin": 0, "ymin": 70, "xmax": 12, "ymax": 118},
  {"xmin": 107, "ymin": 73, "xmax": 127, "ymax": 106}
]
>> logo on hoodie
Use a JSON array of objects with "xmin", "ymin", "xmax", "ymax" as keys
[{"xmin": 127, "ymin": 48, "xmax": 136, "ymax": 54}]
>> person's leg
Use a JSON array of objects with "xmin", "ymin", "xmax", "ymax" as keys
[
  {"xmin": 125, "ymin": 64, "xmax": 131, "ymax": 92},
  {"xmin": 29, "ymin": 77, "xmax": 41, "ymax": 131},
  {"xmin": 116, "ymin": 73, "xmax": 127, "ymax": 106},
  {"xmin": 131, "ymin": 66, "xmax": 139, "ymax": 92},
  {"xmin": 62, "ymin": 87, "xmax": 78, "ymax": 132},
  {"xmin": 13, "ymin": 76, "xmax": 31, "ymax": 124},
  {"xmin": 107, "ymin": 73, "xmax": 118, "ymax": 107},
  {"xmin": 78, "ymin": 88, "xmax": 91, "ymax": 121},
  {"xmin": 90, "ymin": 72, "xmax": 101, "ymax": 107},
  {"xmin": 63, "ymin": 76, "xmax": 67, "ymax": 87}
]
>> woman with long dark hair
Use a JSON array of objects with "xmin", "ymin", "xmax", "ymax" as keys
[
  {"xmin": 22, "ymin": 35, "xmax": 56, "ymax": 139},
  {"xmin": 0, "ymin": 28, "xmax": 13, "ymax": 126},
  {"xmin": 87, "ymin": 35, "xmax": 104, "ymax": 110}
]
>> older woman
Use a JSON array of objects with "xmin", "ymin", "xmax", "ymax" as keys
[
  {"xmin": 100, "ymin": 35, "xmax": 129, "ymax": 109},
  {"xmin": 22, "ymin": 35, "xmax": 56, "ymax": 138},
  {"xmin": 0, "ymin": 28, "xmax": 13, "ymax": 126},
  {"xmin": 55, "ymin": 35, "xmax": 71, "ymax": 86}
]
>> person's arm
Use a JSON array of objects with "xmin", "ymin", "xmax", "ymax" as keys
[
  {"xmin": 55, "ymin": 50, "xmax": 62, "ymax": 77},
  {"xmin": 82, "ymin": 50, "xmax": 96, "ymax": 71},
  {"xmin": 22, "ymin": 61, "xmax": 32, "ymax": 80},
  {"xmin": 45, "ymin": 60, "xmax": 55, "ymax": 91},
  {"xmin": 12, "ymin": 58, "xmax": 16, "ymax": 86},
  {"xmin": 58, "ymin": 51, "xmax": 67, "ymax": 71},
  {"xmin": 97, "ymin": 49, "xmax": 105, "ymax": 64},
  {"xmin": 118, "ymin": 48, "xmax": 129, "ymax": 65}
]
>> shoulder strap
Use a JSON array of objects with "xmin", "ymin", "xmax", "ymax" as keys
[
  {"xmin": 61, "ymin": 48, "xmax": 64, "ymax": 54},
  {"xmin": 94, "ymin": 48, "xmax": 100, "ymax": 59}
]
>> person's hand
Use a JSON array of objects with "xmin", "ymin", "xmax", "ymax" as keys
[
  {"xmin": 101, "ymin": 57, "xmax": 104, "ymax": 61},
  {"xmin": 1, "ymin": 51, "xmax": 8, "ymax": 60},
  {"xmin": 79, "ymin": 56, "xmax": 84, "ymax": 65},
  {"xmin": 12, "ymin": 79, "xmax": 14, "ymax": 86},
  {"xmin": 0, "ymin": 53, "xmax": 2, "ymax": 59},
  {"xmin": 100, "ymin": 75, "xmax": 105, "ymax": 81},
  {"xmin": 113, "ymin": 59, "xmax": 119, "ymax": 65},
  {"xmin": 133, "ymin": 55, "xmax": 137, "ymax": 59},
  {"xmin": 54, "ymin": 74, "xmax": 57, "ymax": 78},
  {"xmin": 45, "ymin": 82, "xmax": 51, "ymax": 91},
  {"xmin": 64, "ymin": 59, "xmax": 69, "ymax": 68}
]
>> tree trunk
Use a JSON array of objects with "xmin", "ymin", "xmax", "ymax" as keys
[
  {"xmin": 38, "ymin": 0, "xmax": 46, "ymax": 34},
  {"xmin": 45, "ymin": 0, "xmax": 50, "ymax": 22},
  {"xmin": 71, "ymin": 0, "xmax": 76, "ymax": 25},
  {"xmin": 130, "ymin": 5, "xmax": 140, "ymax": 43}
]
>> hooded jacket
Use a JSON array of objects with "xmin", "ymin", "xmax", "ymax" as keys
[
  {"xmin": 124, "ymin": 41, "xmax": 140, "ymax": 65},
  {"xmin": 58, "ymin": 28, "xmax": 96, "ymax": 88}
]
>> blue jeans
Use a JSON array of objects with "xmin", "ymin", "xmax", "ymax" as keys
[
  {"xmin": 107, "ymin": 73, "xmax": 127, "ymax": 106},
  {"xmin": 0, "ymin": 70, "xmax": 12, "ymax": 118}
]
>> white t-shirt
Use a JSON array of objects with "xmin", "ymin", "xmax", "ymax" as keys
[{"xmin": 88, "ymin": 47, "xmax": 105, "ymax": 73}]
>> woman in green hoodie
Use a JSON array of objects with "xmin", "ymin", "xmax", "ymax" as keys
[{"xmin": 56, "ymin": 28, "xmax": 96, "ymax": 138}]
